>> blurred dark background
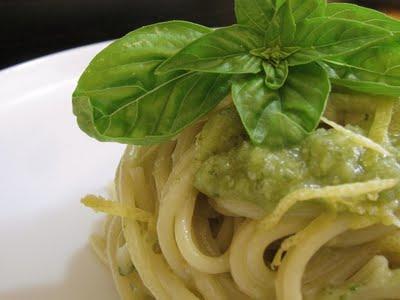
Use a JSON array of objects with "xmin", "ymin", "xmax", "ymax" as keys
[{"xmin": 1, "ymin": 0, "xmax": 399, "ymax": 70}]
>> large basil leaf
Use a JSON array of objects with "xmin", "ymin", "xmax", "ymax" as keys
[
  {"xmin": 288, "ymin": 17, "xmax": 393, "ymax": 66},
  {"xmin": 73, "ymin": 21, "xmax": 228, "ymax": 144},
  {"xmin": 323, "ymin": 42, "xmax": 400, "ymax": 97},
  {"xmin": 232, "ymin": 62, "xmax": 330, "ymax": 146},
  {"xmin": 326, "ymin": 3, "xmax": 400, "ymax": 33},
  {"xmin": 74, "ymin": 21, "xmax": 211, "ymax": 117},
  {"xmin": 74, "ymin": 72, "xmax": 232, "ymax": 144},
  {"xmin": 75, "ymin": 21, "xmax": 211, "ymax": 94},
  {"xmin": 157, "ymin": 25, "xmax": 264, "ymax": 74}
]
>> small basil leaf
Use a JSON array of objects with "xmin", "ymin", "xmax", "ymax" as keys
[
  {"xmin": 232, "ymin": 62, "xmax": 330, "ymax": 146},
  {"xmin": 235, "ymin": 0, "xmax": 276, "ymax": 32},
  {"xmin": 265, "ymin": 1, "xmax": 296, "ymax": 46},
  {"xmin": 263, "ymin": 61, "xmax": 288, "ymax": 90},
  {"xmin": 235, "ymin": 0, "xmax": 325, "ymax": 33},
  {"xmin": 326, "ymin": 3, "xmax": 400, "ymax": 33},
  {"xmin": 232, "ymin": 74, "xmax": 307, "ymax": 146},
  {"xmin": 323, "ymin": 42, "xmax": 400, "ymax": 97},
  {"xmin": 73, "ymin": 72, "xmax": 232, "ymax": 145},
  {"xmin": 288, "ymin": 17, "xmax": 393, "ymax": 66},
  {"xmin": 157, "ymin": 25, "xmax": 264, "ymax": 74},
  {"xmin": 292, "ymin": 0, "xmax": 326, "ymax": 22}
]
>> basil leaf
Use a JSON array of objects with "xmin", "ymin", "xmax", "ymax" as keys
[
  {"xmin": 74, "ymin": 21, "xmax": 211, "ymax": 117},
  {"xmin": 265, "ymin": 1, "xmax": 296, "ymax": 46},
  {"xmin": 280, "ymin": 62, "xmax": 330, "ymax": 132},
  {"xmin": 232, "ymin": 62, "xmax": 330, "ymax": 146},
  {"xmin": 75, "ymin": 21, "xmax": 211, "ymax": 94},
  {"xmin": 292, "ymin": 0, "xmax": 326, "ymax": 22},
  {"xmin": 288, "ymin": 17, "xmax": 393, "ymax": 66},
  {"xmin": 73, "ymin": 21, "xmax": 221, "ymax": 144},
  {"xmin": 328, "ymin": 74, "xmax": 400, "ymax": 97},
  {"xmin": 235, "ymin": 0, "xmax": 276, "ymax": 32},
  {"xmin": 323, "ymin": 42, "xmax": 400, "ymax": 97},
  {"xmin": 157, "ymin": 25, "xmax": 264, "ymax": 74},
  {"xmin": 276, "ymin": 0, "xmax": 288, "ymax": 10},
  {"xmin": 235, "ymin": 0, "xmax": 325, "ymax": 33},
  {"xmin": 326, "ymin": 3, "xmax": 400, "ymax": 33},
  {"xmin": 263, "ymin": 61, "xmax": 288, "ymax": 89},
  {"xmin": 232, "ymin": 74, "xmax": 307, "ymax": 146},
  {"xmin": 73, "ymin": 72, "xmax": 232, "ymax": 145}
]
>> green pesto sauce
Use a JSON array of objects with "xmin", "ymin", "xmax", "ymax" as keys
[{"xmin": 194, "ymin": 108, "xmax": 400, "ymax": 213}]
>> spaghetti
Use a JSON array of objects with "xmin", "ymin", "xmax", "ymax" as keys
[{"xmin": 83, "ymin": 96, "xmax": 400, "ymax": 300}]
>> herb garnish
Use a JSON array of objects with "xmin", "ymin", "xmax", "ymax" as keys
[{"xmin": 73, "ymin": 0, "xmax": 400, "ymax": 147}]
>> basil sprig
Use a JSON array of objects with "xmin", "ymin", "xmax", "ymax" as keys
[{"xmin": 73, "ymin": 0, "xmax": 400, "ymax": 147}]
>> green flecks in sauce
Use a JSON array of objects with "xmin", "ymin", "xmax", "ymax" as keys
[{"xmin": 194, "ymin": 108, "xmax": 400, "ymax": 213}]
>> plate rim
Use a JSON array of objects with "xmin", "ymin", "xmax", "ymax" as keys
[{"xmin": 0, "ymin": 41, "xmax": 110, "ymax": 75}]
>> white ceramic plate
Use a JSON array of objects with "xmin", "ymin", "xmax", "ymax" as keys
[{"xmin": 0, "ymin": 43, "xmax": 124, "ymax": 300}]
